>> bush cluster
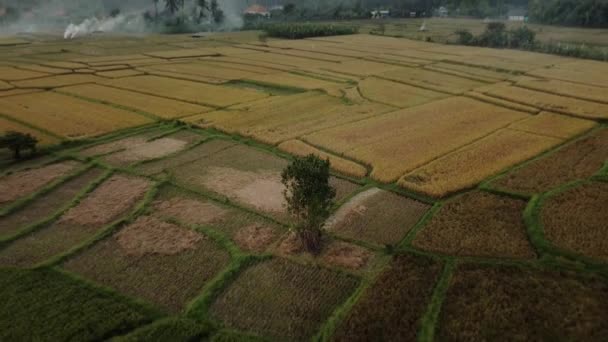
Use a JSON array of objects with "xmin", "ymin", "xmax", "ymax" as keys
[
  {"xmin": 456, "ymin": 22, "xmax": 537, "ymax": 49},
  {"xmin": 262, "ymin": 23, "xmax": 358, "ymax": 40}
]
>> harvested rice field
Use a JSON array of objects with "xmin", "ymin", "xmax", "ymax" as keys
[
  {"xmin": 541, "ymin": 182, "xmax": 608, "ymax": 262},
  {"xmin": 333, "ymin": 253, "xmax": 443, "ymax": 341},
  {"xmin": 326, "ymin": 188, "xmax": 430, "ymax": 246},
  {"xmin": 2, "ymin": 30, "xmax": 608, "ymax": 341},
  {"xmin": 490, "ymin": 128, "xmax": 608, "ymax": 194},
  {"xmin": 209, "ymin": 258, "xmax": 359, "ymax": 341},
  {"xmin": 438, "ymin": 264, "xmax": 608, "ymax": 341},
  {"xmin": 412, "ymin": 191, "xmax": 535, "ymax": 258},
  {"xmin": 62, "ymin": 216, "xmax": 231, "ymax": 313}
]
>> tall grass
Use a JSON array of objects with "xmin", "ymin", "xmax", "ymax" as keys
[{"xmin": 262, "ymin": 23, "xmax": 358, "ymax": 39}]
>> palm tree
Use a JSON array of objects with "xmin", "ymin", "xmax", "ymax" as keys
[
  {"xmin": 165, "ymin": 0, "xmax": 180, "ymax": 14},
  {"xmin": 153, "ymin": 0, "xmax": 159, "ymax": 20}
]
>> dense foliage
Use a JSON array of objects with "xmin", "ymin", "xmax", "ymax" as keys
[
  {"xmin": 529, "ymin": 0, "xmax": 608, "ymax": 27},
  {"xmin": 0, "ymin": 131, "xmax": 38, "ymax": 159},
  {"xmin": 281, "ymin": 154, "xmax": 336, "ymax": 251},
  {"xmin": 263, "ymin": 23, "xmax": 359, "ymax": 39},
  {"xmin": 456, "ymin": 22, "xmax": 536, "ymax": 48}
]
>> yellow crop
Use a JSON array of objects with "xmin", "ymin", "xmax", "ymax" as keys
[
  {"xmin": 103, "ymin": 75, "xmax": 268, "ymax": 107},
  {"xmin": 58, "ymin": 84, "xmax": 211, "ymax": 119},
  {"xmin": 399, "ymin": 129, "xmax": 562, "ymax": 197},
  {"xmin": 304, "ymin": 97, "xmax": 530, "ymax": 183},
  {"xmin": 0, "ymin": 117, "xmax": 59, "ymax": 145},
  {"xmin": 509, "ymin": 112, "xmax": 597, "ymax": 139},
  {"xmin": 12, "ymin": 74, "xmax": 106, "ymax": 89},
  {"xmin": 481, "ymin": 84, "xmax": 608, "ymax": 120},
  {"xmin": 379, "ymin": 67, "xmax": 486, "ymax": 95},
  {"xmin": 187, "ymin": 92, "xmax": 393, "ymax": 145},
  {"xmin": 517, "ymin": 78, "xmax": 608, "ymax": 104},
  {"xmin": 278, "ymin": 139, "xmax": 367, "ymax": 178},
  {"xmin": 358, "ymin": 77, "xmax": 447, "ymax": 108},
  {"xmin": 0, "ymin": 66, "xmax": 46, "ymax": 81},
  {"xmin": 0, "ymin": 92, "xmax": 151, "ymax": 139}
]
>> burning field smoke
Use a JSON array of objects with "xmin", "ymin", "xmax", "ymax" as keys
[{"xmin": 0, "ymin": 0, "xmax": 244, "ymax": 37}]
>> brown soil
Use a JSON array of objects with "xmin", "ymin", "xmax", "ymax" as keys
[
  {"xmin": 203, "ymin": 166, "xmax": 286, "ymax": 213},
  {"xmin": 275, "ymin": 232, "xmax": 373, "ymax": 270},
  {"xmin": 413, "ymin": 191, "xmax": 536, "ymax": 259},
  {"xmin": 492, "ymin": 128, "xmax": 608, "ymax": 194},
  {"xmin": 0, "ymin": 175, "xmax": 150, "ymax": 267},
  {"xmin": 233, "ymin": 223, "xmax": 277, "ymax": 253},
  {"xmin": 79, "ymin": 136, "xmax": 149, "ymax": 157},
  {"xmin": 541, "ymin": 182, "xmax": 608, "ymax": 262},
  {"xmin": 0, "ymin": 161, "xmax": 80, "ymax": 207},
  {"xmin": 438, "ymin": 264, "xmax": 608, "ymax": 341},
  {"xmin": 59, "ymin": 175, "xmax": 150, "ymax": 227},
  {"xmin": 115, "ymin": 216, "xmax": 203, "ymax": 257},
  {"xmin": 321, "ymin": 241, "xmax": 373, "ymax": 270},
  {"xmin": 134, "ymin": 139, "xmax": 236, "ymax": 176},
  {"xmin": 276, "ymin": 231, "xmax": 306, "ymax": 256},
  {"xmin": 152, "ymin": 196, "xmax": 227, "ymax": 226},
  {"xmin": 330, "ymin": 177, "xmax": 361, "ymax": 203},
  {"xmin": 327, "ymin": 188, "xmax": 430, "ymax": 245},
  {"xmin": 62, "ymin": 221, "xmax": 230, "ymax": 313},
  {"xmin": 209, "ymin": 258, "xmax": 359, "ymax": 341},
  {"xmin": 104, "ymin": 138, "xmax": 188, "ymax": 166},
  {"xmin": 332, "ymin": 253, "xmax": 443, "ymax": 342},
  {"xmin": 0, "ymin": 168, "xmax": 103, "ymax": 238}
]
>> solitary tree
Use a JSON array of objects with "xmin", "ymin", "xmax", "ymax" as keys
[
  {"xmin": 281, "ymin": 154, "xmax": 336, "ymax": 253},
  {"xmin": 0, "ymin": 131, "xmax": 38, "ymax": 160}
]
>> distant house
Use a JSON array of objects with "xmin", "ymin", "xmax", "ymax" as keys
[
  {"xmin": 244, "ymin": 4, "xmax": 270, "ymax": 17},
  {"xmin": 371, "ymin": 10, "xmax": 389, "ymax": 19},
  {"xmin": 437, "ymin": 6, "xmax": 448, "ymax": 17},
  {"xmin": 508, "ymin": 8, "xmax": 526, "ymax": 21}
]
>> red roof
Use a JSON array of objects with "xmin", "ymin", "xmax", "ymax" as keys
[{"xmin": 244, "ymin": 4, "xmax": 269, "ymax": 14}]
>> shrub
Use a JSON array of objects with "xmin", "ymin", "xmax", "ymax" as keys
[
  {"xmin": 454, "ymin": 29, "xmax": 475, "ymax": 45},
  {"xmin": 281, "ymin": 154, "xmax": 336, "ymax": 252},
  {"xmin": 478, "ymin": 22, "xmax": 508, "ymax": 47},
  {"xmin": 0, "ymin": 131, "xmax": 38, "ymax": 159},
  {"xmin": 262, "ymin": 23, "xmax": 358, "ymax": 39},
  {"xmin": 509, "ymin": 26, "xmax": 536, "ymax": 48}
]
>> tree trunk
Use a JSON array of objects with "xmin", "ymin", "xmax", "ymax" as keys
[
  {"xmin": 13, "ymin": 147, "xmax": 20, "ymax": 159},
  {"xmin": 298, "ymin": 228, "xmax": 322, "ymax": 254}
]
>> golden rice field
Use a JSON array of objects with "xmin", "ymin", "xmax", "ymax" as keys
[
  {"xmin": 0, "ymin": 31, "xmax": 606, "ymax": 198},
  {"xmin": 1, "ymin": 29, "xmax": 608, "ymax": 342}
]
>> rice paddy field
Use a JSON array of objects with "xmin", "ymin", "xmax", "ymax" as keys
[{"xmin": 0, "ymin": 29, "xmax": 607, "ymax": 341}]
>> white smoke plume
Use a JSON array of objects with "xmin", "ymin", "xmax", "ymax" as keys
[{"xmin": 64, "ymin": 14, "xmax": 146, "ymax": 39}]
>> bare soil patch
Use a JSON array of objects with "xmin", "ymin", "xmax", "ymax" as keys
[
  {"xmin": 330, "ymin": 177, "xmax": 361, "ymax": 203},
  {"xmin": 233, "ymin": 223, "xmax": 277, "ymax": 253},
  {"xmin": 413, "ymin": 191, "xmax": 535, "ymax": 259},
  {"xmin": 62, "ymin": 217, "xmax": 230, "ymax": 313},
  {"xmin": 321, "ymin": 241, "xmax": 373, "ymax": 270},
  {"xmin": 151, "ymin": 188, "xmax": 284, "ymax": 254},
  {"xmin": 542, "ymin": 182, "xmax": 608, "ymax": 262},
  {"xmin": 210, "ymin": 258, "xmax": 359, "ymax": 341},
  {"xmin": 152, "ymin": 196, "xmax": 228, "ymax": 226},
  {"xmin": 59, "ymin": 175, "xmax": 150, "ymax": 227},
  {"xmin": 79, "ymin": 136, "xmax": 150, "ymax": 157},
  {"xmin": 103, "ymin": 138, "xmax": 188, "ymax": 166},
  {"xmin": 203, "ymin": 166, "xmax": 286, "ymax": 214},
  {"xmin": 0, "ymin": 168, "xmax": 103, "ymax": 238},
  {"xmin": 0, "ymin": 161, "xmax": 80, "ymax": 207},
  {"xmin": 134, "ymin": 139, "xmax": 236, "ymax": 176},
  {"xmin": 0, "ymin": 175, "xmax": 150, "ymax": 267},
  {"xmin": 438, "ymin": 264, "xmax": 608, "ymax": 341},
  {"xmin": 332, "ymin": 253, "xmax": 443, "ymax": 342},
  {"xmin": 491, "ymin": 128, "xmax": 608, "ymax": 194},
  {"xmin": 275, "ymin": 232, "xmax": 373, "ymax": 271},
  {"xmin": 327, "ymin": 188, "xmax": 430, "ymax": 246},
  {"xmin": 115, "ymin": 216, "xmax": 203, "ymax": 257}
]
